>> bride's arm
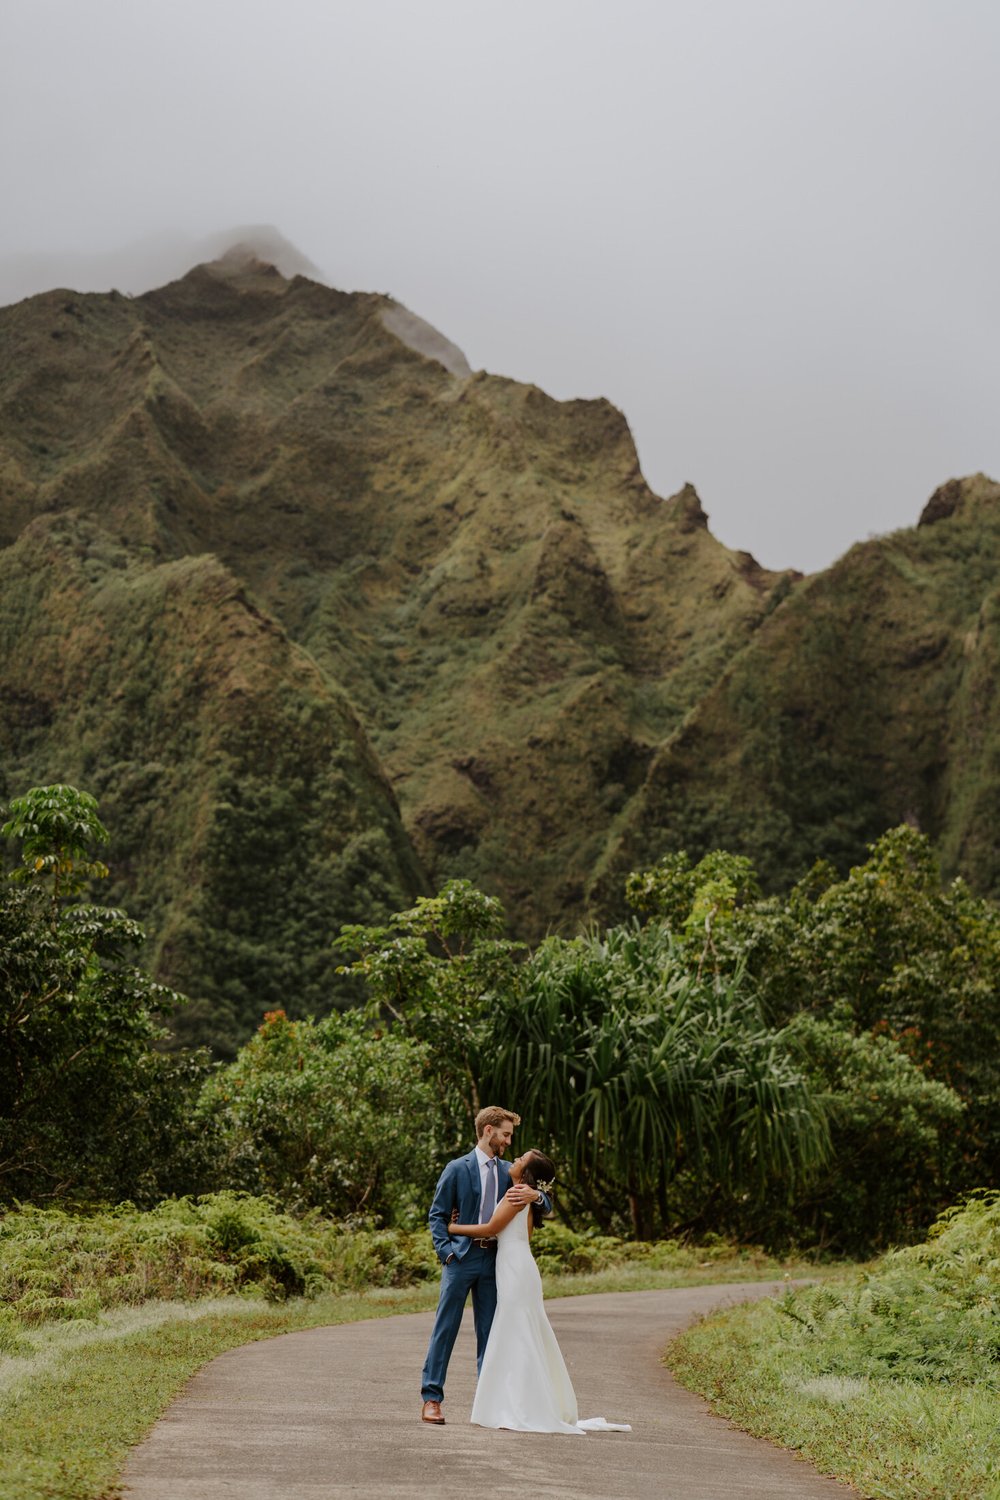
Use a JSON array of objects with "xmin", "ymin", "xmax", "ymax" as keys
[{"xmin": 448, "ymin": 1196, "xmax": 524, "ymax": 1238}]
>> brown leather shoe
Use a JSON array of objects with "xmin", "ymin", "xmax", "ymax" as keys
[{"xmin": 421, "ymin": 1400, "xmax": 445, "ymax": 1424}]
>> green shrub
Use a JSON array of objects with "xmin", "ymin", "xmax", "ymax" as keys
[
  {"xmin": 729, "ymin": 1013, "xmax": 966, "ymax": 1254},
  {"xmin": 0, "ymin": 1194, "xmax": 444, "ymax": 1326},
  {"xmin": 773, "ymin": 1191, "xmax": 1000, "ymax": 1387},
  {"xmin": 199, "ymin": 1009, "xmax": 439, "ymax": 1224},
  {"xmin": 531, "ymin": 1224, "xmax": 626, "ymax": 1276}
]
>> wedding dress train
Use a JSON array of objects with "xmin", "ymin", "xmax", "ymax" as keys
[{"xmin": 470, "ymin": 1208, "xmax": 630, "ymax": 1435}]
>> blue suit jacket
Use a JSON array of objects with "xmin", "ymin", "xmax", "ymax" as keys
[{"xmin": 428, "ymin": 1149, "xmax": 551, "ymax": 1265}]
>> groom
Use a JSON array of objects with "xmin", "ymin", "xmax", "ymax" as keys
[{"xmin": 420, "ymin": 1105, "xmax": 551, "ymax": 1424}]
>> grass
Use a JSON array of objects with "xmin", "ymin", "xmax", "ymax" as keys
[
  {"xmin": 1, "ymin": 1288, "xmax": 440, "ymax": 1500},
  {"xmin": 668, "ymin": 1193, "xmax": 1000, "ymax": 1500},
  {"xmin": 0, "ymin": 1195, "xmax": 827, "ymax": 1500}
]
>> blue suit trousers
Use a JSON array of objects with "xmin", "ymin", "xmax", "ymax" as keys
[{"xmin": 420, "ymin": 1243, "xmax": 498, "ymax": 1403}]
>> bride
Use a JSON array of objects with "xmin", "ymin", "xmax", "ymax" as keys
[{"xmin": 448, "ymin": 1149, "xmax": 630, "ymax": 1436}]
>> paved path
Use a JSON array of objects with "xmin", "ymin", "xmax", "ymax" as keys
[{"xmin": 121, "ymin": 1283, "xmax": 857, "ymax": 1499}]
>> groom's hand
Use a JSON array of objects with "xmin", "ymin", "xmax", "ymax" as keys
[{"xmin": 504, "ymin": 1184, "xmax": 542, "ymax": 1207}]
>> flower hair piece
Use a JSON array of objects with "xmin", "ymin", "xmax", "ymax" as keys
[{"xmin": 535, "ymin": 1177, "xmax": 555, "ymax": 1194}]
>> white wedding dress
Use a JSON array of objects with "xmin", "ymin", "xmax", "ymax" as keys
[{"xmin": 470, "ymin": 1207, "xmax": 630, "ymax": 1435}]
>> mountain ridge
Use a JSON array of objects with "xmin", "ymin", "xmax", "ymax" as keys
[{"xmin": 1, "ymin": 252, "xmax": 996, "ymax": 1048}]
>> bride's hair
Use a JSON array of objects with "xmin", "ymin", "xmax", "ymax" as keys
[{"xmin": 520, "ymin": 1150, "xmax": 556, "ymax": 1229}]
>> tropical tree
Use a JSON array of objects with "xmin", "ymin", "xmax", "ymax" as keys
[
  {"xmin": 2, "ymin": 783, "xmax": 110, "ymax": 908},
  {"xmin": 484, "ymin": 922, "xmax": 829, "ymax": 1238},
  {"xmin": 334, "ymin": 880, "xmax": 523, "ymax": 1146},
  {"xmin": 627, "ymin": 827, "xmax": 1000, "ymax": 1190},
  {"xmin": 625, "ymin": 848, "xmax": 760, "ymax": 973},
  {"xmin": 0, "ymin": 785, "xmax": 210, "ymax": 1204},
  {"xmin": 776, "ymin": 1013, "xmax": 965, "ymax": 1251},
  {"xmin": 200, "ymin": 1007, "xmax": 438, "ymax": 1223}
]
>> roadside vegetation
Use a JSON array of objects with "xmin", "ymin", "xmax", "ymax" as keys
[
  {"xmin": 3, "ymin": 784, "xmax": 1000, "ymax": 1498},
  {"xmin": 0, "ymin": 1193, "xmax": 816, "ymax": 1500},
  {"xmin": 4, "ymin": 785, "xmax": 989, "ymax": 1254},
  {"xmin": 670, "ymin": 1192, "xmax": 1000, "ymax": 1499}
]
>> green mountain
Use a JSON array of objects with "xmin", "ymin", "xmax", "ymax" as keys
[
  {"xmin": 1, "ymin": 251, "xmax": 996, "ymax": 1046},
  {"xmin": 597, "ymin": 472, "xmax": 1000, "ymax": 904},
  {"xmin": 0, "ymin": 511, "xmax": 423, "ymax": 1054}
]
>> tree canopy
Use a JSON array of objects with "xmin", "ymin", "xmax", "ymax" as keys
[{"xmin": 0, "ymin": 785, "xmax": 209, "ymax": 1205}]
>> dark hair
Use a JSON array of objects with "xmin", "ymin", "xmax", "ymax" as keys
[{"xmin": 520, "ymin": 1150, "xmax": 556, "ymax": 1229}]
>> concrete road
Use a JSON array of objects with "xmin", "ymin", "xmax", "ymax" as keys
[{"xmin": 121, "ymin": 1282, "xmax": 857, "ymax": 1499}]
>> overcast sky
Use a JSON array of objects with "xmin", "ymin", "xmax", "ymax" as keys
[{"xmin": 2, "ymin": 0, "xmax": 997, "ymax": 572}]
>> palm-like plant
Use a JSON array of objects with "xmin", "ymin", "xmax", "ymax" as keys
[{"xmin": 485, "ymin": 922, "xmax": 828, "ymax": 1237}]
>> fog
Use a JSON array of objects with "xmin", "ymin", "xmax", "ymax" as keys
[{"xmin": 2, "ymin": 0, "xmax": 997, "ymax": 572}]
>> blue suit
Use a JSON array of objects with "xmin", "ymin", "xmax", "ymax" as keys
[{"xmin": 420, "ymin": 1150, "xmax": 551, "ymax": 1405}]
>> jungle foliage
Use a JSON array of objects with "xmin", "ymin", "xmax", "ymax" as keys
[
  {"xmin": 334, "ymin": 882, "xmax": 522, "ymax": 1148},
  {"xmin": 0, "ymin": 787, "xmax": 211, "ymax": 1207},
  {"xmin": 330, "ymin": 830, "xmax": 984, "ymax": 1251},
  {"xmin": 199, "ymin": 1008, "xmax": 438, "ymax": 1223},
  {"xmin": 0, "ymin": 786, "xmax": 993, "ymax": 1256},
  {"xmin": 486, "ymin": 927, "xmax": 828, "ymax": 1239}
]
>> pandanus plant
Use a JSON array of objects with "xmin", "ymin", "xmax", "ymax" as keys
[{"xmin": 485, "ymin": 921, "xmax": 829, "ymax": 1238}]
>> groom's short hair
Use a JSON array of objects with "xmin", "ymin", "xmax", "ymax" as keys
[{"xmin": 475, "ymin": 1106, "xmax": 521, "ymax": 1136}]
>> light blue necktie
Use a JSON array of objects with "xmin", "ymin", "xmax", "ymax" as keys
[{"xmin": 481, "ymin": 1158, "xmax": 497, "ymax": 1223}]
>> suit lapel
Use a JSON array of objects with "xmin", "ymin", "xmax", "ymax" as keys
[{"xmin": 466, "ymin": 1150, "xmax": 481, "ymax": 1213}]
